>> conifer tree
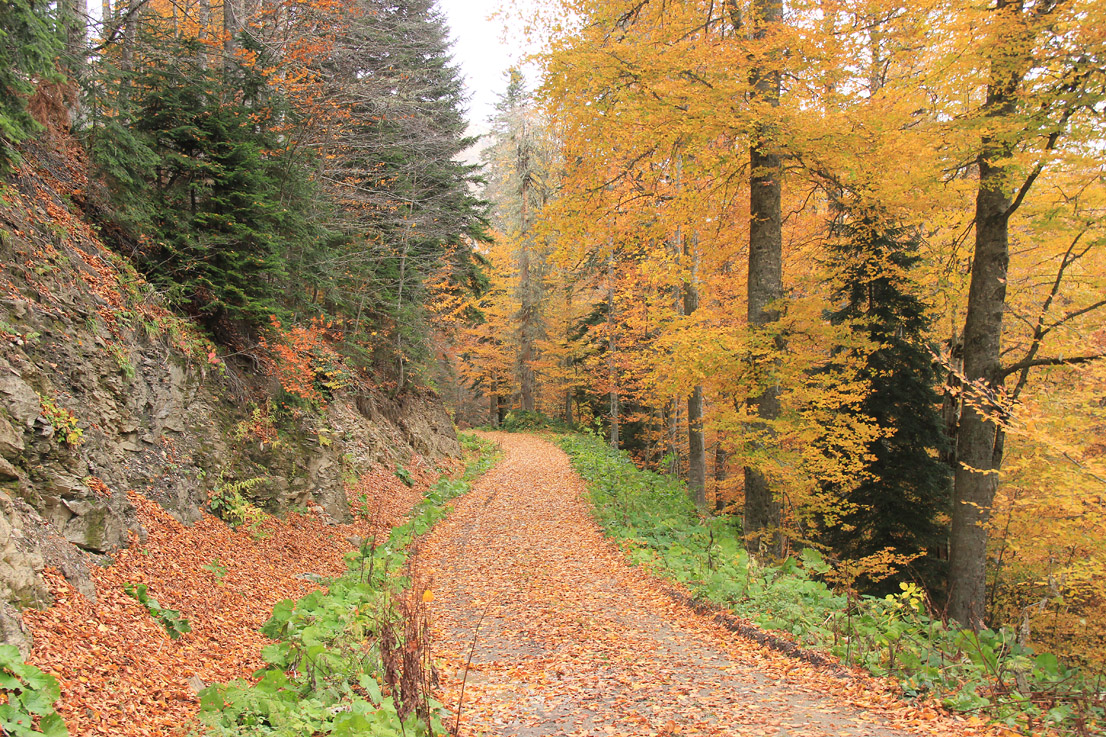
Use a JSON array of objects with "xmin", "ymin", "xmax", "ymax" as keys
[
  {"xmin": 121, "ymin": 28, "xmax": 297, "ymax": 333},
  {"xmin": 821, "ymin": 207, "xmax": 950, "ymax": 594},
  {"xmin": 0, "ymin": 0, "xmax": 60, "ymax": 171},
  {"xmin": 319, "ymin": 0, "xmax": 488, "ymax": 380}
]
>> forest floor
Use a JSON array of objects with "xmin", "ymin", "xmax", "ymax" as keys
[
  {"xmin": 422, "ymin": 432, "xmax": 1006, "ymax": 737},
  {"xmin": 23, "ymin": 464, "xmax": 436, "ymax": 737}
]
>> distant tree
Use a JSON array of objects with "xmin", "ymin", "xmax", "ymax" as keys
[
  {"xmin": 318, "ymin": 0, "xmax": 489, "ymax": 382},
  {"xmin": 481, "ymin": 69, "xmax": 557, "ymax": 413}
]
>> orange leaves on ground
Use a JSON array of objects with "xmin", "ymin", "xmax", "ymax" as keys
[
  {"xmin": 23, "ymin": 466, "xmax": 428, "ymax": 737},
  {"xmin": 422, "ymin": 433, "xmax": 1012, "ymax": 737}
]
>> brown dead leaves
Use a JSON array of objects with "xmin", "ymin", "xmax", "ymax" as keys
[{"xmin": 23, "ymin": 465, "xmax": 429, "ymax": 737}]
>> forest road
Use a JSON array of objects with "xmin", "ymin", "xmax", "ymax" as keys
[{"xmin": 420, "ymin": 432, "xmax": 992, "ymax": 737}]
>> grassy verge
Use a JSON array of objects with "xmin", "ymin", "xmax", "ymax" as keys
[
  {"xmin": 196, "ymin": 433, "xmax": 499, "ymax": 737},
  {"xmin": 557, "ymin": 431, "xmax": 1103, "ymax": 736}
]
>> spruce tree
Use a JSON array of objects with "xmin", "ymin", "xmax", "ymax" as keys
[
  {"xmin": 822, "ymin": 207, "xmax": 950, "ymax": 595},
  {"xmin": 319, "ymin": 0, "xmax": 488, "ymax": 377},
  {"xmin": 0, "ymin": 0, "xmax": 60, "ymax": 171},
  {"xmin": 118, "ymin": 27, "xmax": 297, "ymax": 333}
]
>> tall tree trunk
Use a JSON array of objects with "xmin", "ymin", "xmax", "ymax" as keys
[
  {"xmin": 223, "ymin": 0, "xmax": 239, "ymax": 73},
  {"xmin": 490, "ymin": 394, "xmax": 499, "ymax": 427},
  {"xmin": 198, "ymin": 0, "xmax": 212, "ymax": 69},
  {"xmin": 607, "ymin": 256, "xmax": 619, "ymax": 449},
  {"xmin": 518, "ymin": 243, "xmax": 536, "ymax": 413},
  {"xmin": 948, "ymin": 0, "xmax": 1038, "ymax": 629},
  {"xmin": 684, "ymin": 232, "xmax": 706, "ymax": 508},
  {"xmin": 667, "ymin": 398, "xmax": 681, "ymax": 476},
  {"xmin": 60, "ymin": 0, "xmax": 86, "ymax": 120},
  {"xmin": 517, "ymin": 130, "xmax": 537, "ymax": 413},
  {"xmin": 949, "ymin": 13, "xmax": 1025, "ymax": 628},
  {"xmin": 744, "ymin": 0, "xmax": 784, "ymax": 558},
  {"xmin": 714, "ymin": 443, "xmax": 729, "ymax": 512}
]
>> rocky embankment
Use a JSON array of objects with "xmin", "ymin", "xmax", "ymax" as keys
[{"xmin": 0, "ymin": 143, "xmax": 459, "ymax": 654}]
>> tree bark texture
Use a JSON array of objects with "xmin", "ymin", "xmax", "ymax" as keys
[
  {"xmin": 517, "ymin": 129, "xmax": 537, "ymax": 413},
  {"xmin": 684, "ymin": 232, "xmax": 706, "ymax": 509},
  {"xmin": 949, "ymin": 0, "xmax": 1028, "ymax": 628},
  {"xmin": 744, "ymin": 0, "xmax": 784, "ymax": 557}
]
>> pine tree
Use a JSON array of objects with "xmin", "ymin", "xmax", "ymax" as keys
[{"xmin": 822, "ymin": 207, "xmax": 950, "ymax": 594}]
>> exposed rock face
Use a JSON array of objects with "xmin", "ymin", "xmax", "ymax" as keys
[{"xmin": 0, "ymin": 160, "xmax": 461, "ymax": 650}]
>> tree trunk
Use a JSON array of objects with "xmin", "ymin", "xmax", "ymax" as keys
[
  {"xmin": 744, "ymin": 0, "xmax": 784, "ymax": 558},
  {"xmin": 489, "ymin": 394, "xmax": 499, "ymax": 427},
  {"xmin": 667, "ymin": 398, "xmax": 681, "ymax": 476},
  {"xmin": 714, "ymin": 443, "xmax": 729, "ymax": 513},
  {"xmin": 607, "ymin": 256, "xmax": 619, "ymax": 449},
  {"xmin": 688, "ymin": 387, "xmax": 706, "ymax": 508},
  {"xmin": 223, "ymin": 0, "xmax": 239, "ymax": 73},
  {"xmin": 684, "ymin": 233, "xmax": 706, "ymax": 509},
  {"xmin": 60, "ymin": 0, "xmax": 86, "ymax": 111},
  {"xmin": 517, "ymin": 131, "xmax": 538, "ymax": 413},
  {"xmin": 948, "ymin": 0, "xmax": 1028, "ymax": 630}
]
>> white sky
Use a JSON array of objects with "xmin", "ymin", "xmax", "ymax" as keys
[{"xmin": 436, "ymin": 0, "xmax": 543, "ymax": 133}]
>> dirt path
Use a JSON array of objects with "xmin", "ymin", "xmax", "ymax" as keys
[{"xmin": 421, "ymin": 433, "xmax": 995, "ymax": 737}]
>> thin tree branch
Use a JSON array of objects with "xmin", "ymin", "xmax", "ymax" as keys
[{"xmin": 1001, "ymin": 353, "xmax": 1106, "ymax": 379}]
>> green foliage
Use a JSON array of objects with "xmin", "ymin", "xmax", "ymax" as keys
[
  {"xmin": 0, "ymin": 0, "xmax": 60, "ymax": 172},
  {"xmin": 0, "ymin": 645, "xmax": 68, "ymax": 736},
  {"xmin": 123, "ymin": 583, "xmax": 192, "ymax": 641},
  {"xmin": 393, "ymin": 465, "xmax": 414, "ymax": 487},
  {"xmin": 208, "ymin": 476, "xmax": 268, "ymax": 536},
  {"xmin": 108, "ymin": 344, "xmax": 135, "ymax": 380},
  {"xmin": 36, "ymin": 394, "xmax": 83, "ymax": 446},
  {"xmin": 198, "ymin": 432, "xmax": 500, "ymax": 736},
  {"xmin": 819, "ymin": 207, "xmax": 951, "ymax": 595},
  {"xmin": 498, "ymin": 410, "xmax": 579, "ymax": 433},
  {"xmin": 557, "ymin": 431, "xmax": 1104, "ymax": 735},
  {"xmin": 202, "ymin": 559, "xmax": 228, "ymax": 583},
  {"xmin": 86, "ymin": 23, "xmax": 309, "ymax": 333}
]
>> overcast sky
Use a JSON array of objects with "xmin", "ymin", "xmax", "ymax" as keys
[{"xmin": 437, "ymin": 0, "xmax": 541, "ymax": 132}]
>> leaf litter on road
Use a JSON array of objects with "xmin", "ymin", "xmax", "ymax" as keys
[{"xmin": 422, "ymin": 432, "xmax": 1015, "ymax": 737}]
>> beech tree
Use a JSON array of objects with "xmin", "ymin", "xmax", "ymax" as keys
[{"xmin": 946, "ymin": 0, "xmax": 1106, "ymax": 628}]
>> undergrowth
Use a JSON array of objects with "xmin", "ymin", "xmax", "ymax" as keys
[
  {"xmin": 0, "ymin": 645, "xmax": 67, "ymax": 736},
  {"xmin": 557, "ymin": 431, "xmax": 1105, "ymax": 736},
  {"xmin": 122, "ymin": 582, "xmax": 192, "ymax": 640},
  {"xmin": 196, "ymin": 433, "xmax": 499, "ymax": 736}
]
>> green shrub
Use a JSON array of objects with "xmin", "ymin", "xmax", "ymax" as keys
[
  {"xmin": 123, "ymin": 583, "xmax": 191, "ymax": 640},
  {"xmin": 0, "ymin": 645, "xmax": 67, "ymax": 736},
  {"xmin": 208, "ymin": 476, "xmax": 268, "ymax": 536},
  {"xmin": 498, "ymin": 410, "xmax": 578, "ymax": 433}
]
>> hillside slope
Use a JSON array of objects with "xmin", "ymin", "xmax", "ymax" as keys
[{"xmin": 0, "ymin": 136, "xmax": 460, "ymax": 662}]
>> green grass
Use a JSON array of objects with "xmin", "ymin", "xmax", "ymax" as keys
[{"xmin": 557, "ymin": 430, "xmax": 1103, "ymax": 736}]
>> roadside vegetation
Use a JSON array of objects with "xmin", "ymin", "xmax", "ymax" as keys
[
  {"xmin": 556, "ymin": 431, "xmax": 1104, "ymax": 736},
  {"xmin": 197, "ymin": 433, "xmax": 498, "ymax": 736}
]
